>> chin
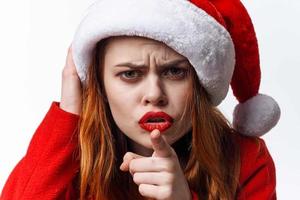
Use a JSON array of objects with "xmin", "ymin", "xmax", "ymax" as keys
[{"xmin": 139, "ymin": 135, "xmax": 153, "ymax": 149}]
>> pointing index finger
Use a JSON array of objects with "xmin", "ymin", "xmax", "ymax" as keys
[{"xmin": 151, "ymin": 129, "xmax": 173, "ymax": 158}]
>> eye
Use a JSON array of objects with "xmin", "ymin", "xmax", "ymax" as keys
[
  {"xmin": 163, "ymin": 67, "xmax": 188, "ymax": 79},
  {"xmin": 118, "ymin": 67, "xmax": 188, "ymax": 82},
  {"xmin": 119, "ymin": 70, "xmax": 142, "ymax": 80}
]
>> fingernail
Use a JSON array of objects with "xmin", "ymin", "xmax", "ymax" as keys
[{"xmin": 152, "ymin": 129, "xmax": 160, "ymax": 138}]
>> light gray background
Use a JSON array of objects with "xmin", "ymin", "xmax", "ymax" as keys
[{"xmin": 0, "ymin": 0, "xmax": 299, "ymax": 198}]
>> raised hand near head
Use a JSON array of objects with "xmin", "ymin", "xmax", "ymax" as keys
[{"xmin": 60, "ymin": 45, "xmax": 82, "ymax": 115}]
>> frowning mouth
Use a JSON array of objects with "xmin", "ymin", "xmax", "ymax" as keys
[{"xmin": 138, "ymin": 111, "xmax": 174, "ymax": 132}]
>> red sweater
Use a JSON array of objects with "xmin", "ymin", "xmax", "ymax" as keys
[{"xmin": 1, "ymin": 102, "xmax": 276, "ymax": 200}]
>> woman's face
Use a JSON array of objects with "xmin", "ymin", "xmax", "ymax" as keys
[{"xmin": 103, "ymin": 36, "xmax": 193, "ymax": 156}]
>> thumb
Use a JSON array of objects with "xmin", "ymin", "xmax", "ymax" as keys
[{"xmin": 120, "ymin": 152, "xmax": 144, "ymax": 171}]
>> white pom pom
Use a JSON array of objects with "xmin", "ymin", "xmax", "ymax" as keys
[{"xmin": 233, "ymin": 94, "xmax": 281, "ymax": 137}]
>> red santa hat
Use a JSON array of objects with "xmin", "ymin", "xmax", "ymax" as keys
[{"xmin": 71, "ymin": 0, "xmax": 281, "ymax": 137}]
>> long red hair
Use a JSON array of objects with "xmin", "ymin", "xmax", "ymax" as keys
[{"xmin": 77, "ymin": 36, "xmax": 241, "ymax": 200}]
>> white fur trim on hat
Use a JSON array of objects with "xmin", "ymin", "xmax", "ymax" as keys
[
  {"xmin": 233, "ymin": 94, "xmax": 281, "ymax": 137},
  {"xmin": 72, "ymin": 0, "xmax": 235, "ymax": 106}
]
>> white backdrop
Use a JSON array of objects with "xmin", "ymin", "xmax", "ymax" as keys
[{"xmin": 0, "ymin": 0, "xmax": 299, "ymax": 199}]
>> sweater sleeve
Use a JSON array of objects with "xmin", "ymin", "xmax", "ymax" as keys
[
  {"xmin": 191, "ymin": 190, "xmax": 198, "ymax": 200},
  {"xmin": 1, "ymin": 101, "xmax": 80, "ymax": 200},
  {"xmin": 236, "ymin": 136, "xmax": 277, "ymax": 200}
]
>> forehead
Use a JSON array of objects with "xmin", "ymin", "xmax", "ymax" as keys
[{"xmin": 104, "ymin": 36, "xmax": 185, "ymax": 61}]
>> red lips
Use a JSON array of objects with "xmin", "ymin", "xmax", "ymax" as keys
[{"xmin": 139, "ymin": 111, "xmax": 174, "ymax": 132}]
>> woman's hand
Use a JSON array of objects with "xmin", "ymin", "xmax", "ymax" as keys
[
  {"xmin": 60, "ymin": 44, "xmax": 82, "ymax": 115},
  {"xmin": 120, "ymin": 129, "xmax": 192, "ymax": 200}
]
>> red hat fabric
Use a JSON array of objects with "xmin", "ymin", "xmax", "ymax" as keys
[
  {"xmin": 72, "ymin": 0, "xmax": 281, "ymax": 137},
  {"xmin": 200, "ymin": 0, "xmax": 281, "ymax": 136}
]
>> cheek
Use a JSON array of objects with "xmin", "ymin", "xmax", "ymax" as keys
[
  {"xmin": 168, "ymin": 82, "xmax": 191, "ymax": 110},
  {"xmin": 107, "ymin": 88, "xmax": 130, "ymax": 119},
  {"xmin": 104, "ymin": 77, "xmax": 138, "ymax": 129},
  {"xmin": 168, "ymin": 82, "xmax": 192, "ymax": 136}
]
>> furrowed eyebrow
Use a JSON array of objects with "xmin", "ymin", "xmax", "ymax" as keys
[{"xmin": 114, "ymin": 59, "xmax": 188, "ymax": 69}]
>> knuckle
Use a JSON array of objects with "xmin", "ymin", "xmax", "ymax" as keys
[
  {"xmin": 124, "ymin": 152, "xmax": 135, "ymax": 161},
  {"xmin": 159, "ymin": 186, "xmax": 172, "ymax": 199},
  {"xmin": 129, "ymin": 160, "xmax": 134, "ymax": 169},
  {"xmin": 166, "ymin": 161, "xmax": 176, "ymax": 172},
  {"xmin": 138, "ymin": 184, "xmax": 146, "ymax": 196},
  {"xmin": 150, "ymin": 157, "xmax": 156, "ymax": 165},
  {"xmin": 161, "ymin": 172, "xmax": 174, "ymax": 185},
  {"xmin": 133, "ymin": 173, "xmax": 140, "ymax": 183},
  {"xmin": 123, "ymin": 152, "xmax": 130, "ymax": 160},
  {"xmin": 62, "ymin": 67, "xmax": 76, "ymax": 77},
  {"xmin": 129, "ymin": 159, "xmax": 136, "ymax": 170}
]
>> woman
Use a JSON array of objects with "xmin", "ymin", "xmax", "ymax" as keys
[{"xmin": 1, "ymin": 0, "xmax": 281, "ymax": 199}]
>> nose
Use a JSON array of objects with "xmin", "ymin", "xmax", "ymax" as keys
[{"xmin": 142, "ymin": 75, "xmax": 168, "ymax": 107}]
